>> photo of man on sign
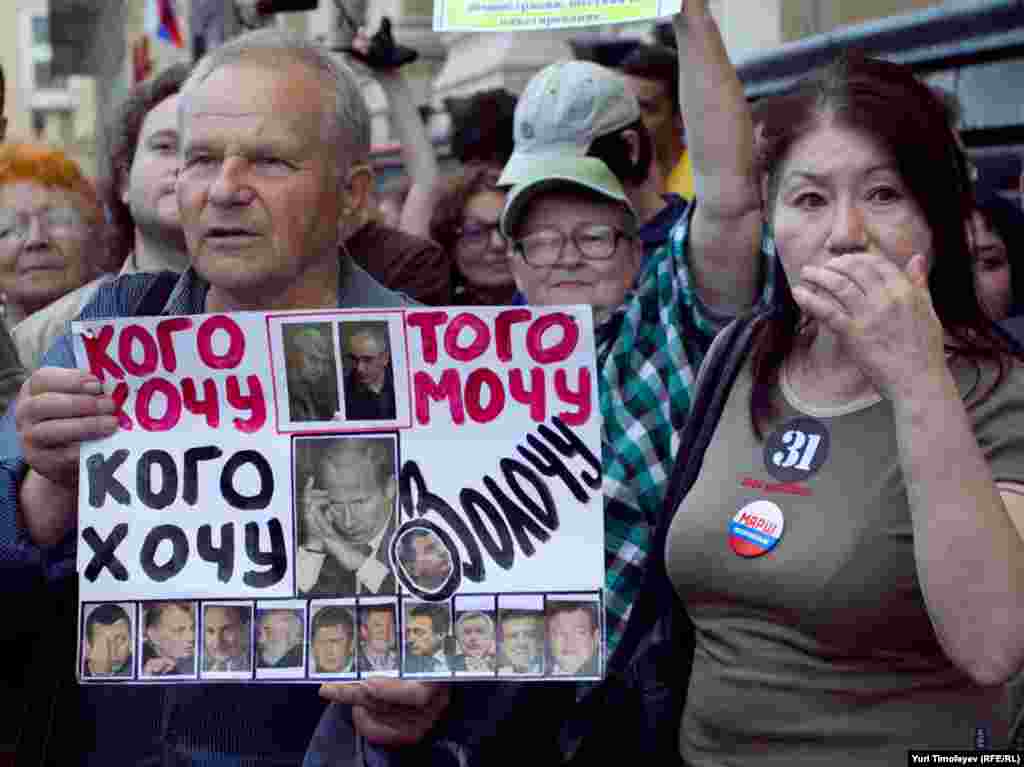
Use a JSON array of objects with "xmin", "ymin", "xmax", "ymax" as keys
[
  {"xmin": 82, "ymin": 603, "xmax": 134, "ymax": 678},
  {"xmin": 282, "ymin": 322, "xmax": 340, "ymax": 423},
  {"xmin": 295, "ymin": 435, "xmax": 398, "ymax": 597},
  {"xmin": 340, "ymin": 321, "xmax": 396, "ymax": 421},
  {"xmin": 397, "ymin": 527, "xmax": 453, "ymax": 593},
  {"xmin": 140, "ymin": 601, "xmax": 196, "ymax": 677}
]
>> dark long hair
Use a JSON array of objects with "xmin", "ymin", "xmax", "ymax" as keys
[
  {"xmin": 749, "ymin": 52, "xmax": 1020, "ymax": 438},
  {"xmin": 972, "ymin": 188, "xmax": 1024, "ymax": 318}
]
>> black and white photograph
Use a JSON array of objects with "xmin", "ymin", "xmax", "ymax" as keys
[
  {"xmin": 295, "ymin": 435, "xmax": 398, "ymax": 598},
  {"xmin": 281, "ymin": 321, "xmax": 340, "ymax": 423}
]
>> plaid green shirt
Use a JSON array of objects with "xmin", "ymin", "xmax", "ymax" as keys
[{"xmin": 599, "ymin": 205, "xmax": 776, "ymax": 653}]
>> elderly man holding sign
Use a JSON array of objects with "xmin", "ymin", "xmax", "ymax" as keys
[{"xmin": 0, "ymin": 28, "xmax": 450, "ymax": 767}]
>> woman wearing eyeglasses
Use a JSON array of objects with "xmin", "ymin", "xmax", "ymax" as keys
[
  {"xmin": 430, "ymin": 164, "xmax": 517, "ymax": 306},
  {"xmin": 0, "ymin": 143, "xmax": 106, "ymax": 327}
]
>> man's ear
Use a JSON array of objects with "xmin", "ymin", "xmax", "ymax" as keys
[
  {"xmin": 383, "ymin": 475, "xmax": 397, "ymax": 504},
  {"xmin": 342, "ymin": 163, "xmax": 374, "ymax": 219}
]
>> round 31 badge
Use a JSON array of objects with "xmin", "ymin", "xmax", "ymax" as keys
[{"xmin": 729, "ymin": 500, "xmax": 784, "ymax": 557}]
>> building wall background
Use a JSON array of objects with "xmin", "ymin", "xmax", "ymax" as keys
[
  {"xmin": 20, "ymin": 0, "xmax": 1011, "ymax": 184},
  {"xmin": 1, "ymin": 0, "xmax": 100, "ymax": 175}
]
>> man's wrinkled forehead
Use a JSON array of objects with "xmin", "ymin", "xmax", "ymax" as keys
[
  {"xmin": 206, "ymin": 606, "xmax": 242, "ymax": 628},
  {"xmin": 503, "ymin": 616, "xmax": 540, "ymax": 634},
  {"xmin": 519, "ymin": 186, "xmax": 633, "ymax": 235},
  {"xmin": 367, "ymin": 610, "xmax": 393, "ymax": 627},
  {"xmin": 322, "ymin": 457, "xmax": 379, "ymax": 496},
  {"xmin": 178, "ymin": 60, "xmax": 326, "ymax": 147},
  {"xmin": 460, "ymin": 617, "xmax": 492, "ymax": 635}
]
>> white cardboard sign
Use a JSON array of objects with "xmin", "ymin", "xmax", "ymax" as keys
[{"xmin": 73, "ymin": 306, "xmax": 604, "ymax": 683}]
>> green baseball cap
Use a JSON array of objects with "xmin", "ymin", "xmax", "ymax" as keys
[{"xmin": 500, "ymin": 155, "xmax": 637, "ymax": 239}]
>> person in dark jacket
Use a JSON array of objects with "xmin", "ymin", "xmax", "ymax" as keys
[{"xmin": 1, "ymin": 28, "xmax": 445, "ymax": 766}]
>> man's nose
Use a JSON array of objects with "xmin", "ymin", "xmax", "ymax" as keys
[
  {"xmin": 23, "ymin": 215, "xmax": 50, "ymax": 248},
  {"xmin": 209, "ymin": 157, "xmax": 256, "ymax": 207},
  {"xmin": 335, "ymin": 501, "xmax": 354, "ymax": 528}
]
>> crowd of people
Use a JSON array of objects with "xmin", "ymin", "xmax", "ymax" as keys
[{"xmin": 4, "ymin": 0, "xmax": 1024, "ymax": 764}]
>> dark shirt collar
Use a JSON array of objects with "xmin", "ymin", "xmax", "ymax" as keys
[{"xmin": 639, "ymin": 194, "xmax": 688, "ymax": 256}]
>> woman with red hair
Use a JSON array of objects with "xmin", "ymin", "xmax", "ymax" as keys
[{"xmin": 0, "ymin": 143, "xmax": 106, "ymax": 326}]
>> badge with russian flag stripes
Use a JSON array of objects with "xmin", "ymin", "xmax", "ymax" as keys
[{"xmin": 729, "ymin": 500, "xmax": 784, "ymax": 557}]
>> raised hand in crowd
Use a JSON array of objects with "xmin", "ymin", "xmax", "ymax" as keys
[
  {"xmin": 344, "ymin": 24, "xmax": 439, "ymax": 241},
  {"xmin": 672, "ymin": 0, "xmax": 763, "ymax": 313}
]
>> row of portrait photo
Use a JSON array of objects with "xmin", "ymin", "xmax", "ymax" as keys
[
  {"xmin": 275, "ymin": 316, "xmax": 409, "ymax": 431},
  {"xmin": 79, "ymin": 592, "xmax": 603, "ymax": 683}
]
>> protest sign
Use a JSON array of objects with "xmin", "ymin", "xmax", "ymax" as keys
[
  {"xmin": 433, "ymin": 0, "xmax": 680, "ymax": 32},
  {"xmin": 73, "ymin": 306, "xmax": 604, "ymax": 684}
]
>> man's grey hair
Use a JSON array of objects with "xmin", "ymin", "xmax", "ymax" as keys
[
  {"xmin": 344, "ymin": 321, "xmax": 390, "ymax": 354},
  {"xmin": 456, "ymin": 611, "xmax": 495, "ymax": 638},
  {"xmin": 292, "ymin": 326, "xmax": 332, "ymax": 358},
  {"xmin": 178, "ymin": 27, "xmax": 370, "ymax": 177},
  {"xmin": 260, "ymin": 608, "xmax": 304, "ymax": 647},
  {"xmin": 315, "ymin": 436, "xmax": 395, "ymax": 489}
]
